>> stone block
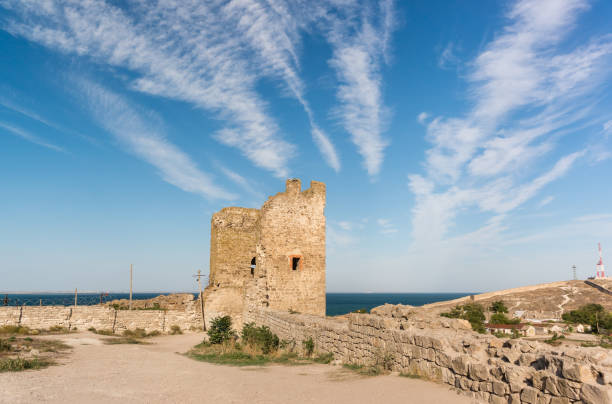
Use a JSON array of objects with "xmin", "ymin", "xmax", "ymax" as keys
[
  {"xmin": 469, "ymin": 363, "xmax": 490, "ymax": 381},
  {"xmin": 452, "ymin": 355, "xmax": 470, "ymax": 376},
  {"xmin": 580, "ymin": 383, "xmax": 611, "ymax": 404}
]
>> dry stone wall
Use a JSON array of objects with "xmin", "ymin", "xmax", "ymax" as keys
[
  {"xmin": 0, "ymin": 304, "xmax": 201, "ymax": 334},
  {"xmin": 246, "ymin": 309, "xmax": 612, "ymax": 404}
]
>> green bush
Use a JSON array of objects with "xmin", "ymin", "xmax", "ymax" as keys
[
  {"xmin": 490, "ymin": 313, "xmax": 520, "ymax": 325},
  {"xmin": 441, "ymin": 303, "xmax": 486, "ymax": 333},
  {"xmin": 0, "ymin": 357, "xmax": 51, "ymax": 372},
  {"xmin": 207, "ymin": 316, "xmax": 235, "ymax": 344},
  {"xmin": 489, "ymin": 301, "xmax": 508, "ymax": 314},
  {"xmin": 241, "ymin": 323, "xmax": 279, "ymax": 354},
  {"xmin": 562, "ymin": 304, "xmax": 612, "ymax": 333},
  {"xmin": 302, "ymin": 337, "xmax": 314, "ymax": 357}
]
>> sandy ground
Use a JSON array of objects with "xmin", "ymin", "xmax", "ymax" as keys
[{"xmin": 0, "ymin": 332, "xmax": 474, "ymax": 404}]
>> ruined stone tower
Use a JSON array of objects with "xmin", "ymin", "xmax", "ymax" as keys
[{"xmin": 203, "ymin": 179, "xmax": 326, "ymax": 327}]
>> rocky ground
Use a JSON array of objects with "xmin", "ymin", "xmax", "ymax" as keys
[{"xmin": 0, "ymin": 332, "xmax": 474, "ymax": 404}]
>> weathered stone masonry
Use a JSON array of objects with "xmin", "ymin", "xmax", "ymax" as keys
[
  {"xmin": 0, "ymin": 304, "xmax": 202, "ymax": 334},
  {"xmin": 245, "ymin": 309, "xmax": 612, "ymax": 404},
  {"xmin": 204, "ymin": 178, "xmax": 326, "ymax": 328}
]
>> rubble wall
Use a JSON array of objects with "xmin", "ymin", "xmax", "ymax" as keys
[
  {"xmin": 247, "ymin": 309, "xmax": 612, "ymax": 404},
  {"xmin": 0, "ymin": 304, "xmax": 202, "ymax": 334}
]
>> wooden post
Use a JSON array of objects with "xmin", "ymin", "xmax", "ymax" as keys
[
  {"xmin": 129, "ymin": 264, "xmax": 133, "ymax": 311},
  {"xmin": 39, "ymin": 299, "xmax": 42, "ymax": 307},
  {"xmin": 74, "ymin": 288, "xmax": 77, "ymax": 307},
  {"xmin": 197, "ymin": 269, "xmax": 205, "ymax": 331}
]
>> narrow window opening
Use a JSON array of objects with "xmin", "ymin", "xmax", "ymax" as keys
[
  {"xmin": 292, "ymin": 257, "xmax": 300, "ymax": 271},
  {"xmin": 250, "ymin": 257, "xmax": 256, "ymax": 277}
]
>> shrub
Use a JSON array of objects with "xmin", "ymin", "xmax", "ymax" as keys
[
  {"xmin": 562, "ymin": 304, "xmax": 612, "ymax": 334},
  {"xmin": 352, "ymin": 308, "xmax": 368, "ymax": 314},
  {"xmin": 0, "ymin": 358, "xmax": 51, "ymax": 372},
  {"xmin": 170, "ymin": 325, "xmax": 183, "ymax": 335},
  {"xmin": 314, "ymin": 352, "xmax": 334, "ymax": 364},
  {"xmin": 0, "ymin": 339, "xmax": 12, "ymax": 352},
  {"xmin": 302, "ymin": 337, "xmax": 314, "ymax": 357},
  {"xmin": 489, "ymin": 301, "xmax": 508, "ymax": 314},
  {"xmin": 490, "ymin": 313, "xmax": 521, "ymax": 325},
  {"xmin": 122, "ymin": 328, "xmax": 160, "ymax": 338},
  {"xmin": 241, "ymin": 323, "xmax": 279, "ymax": 354},
  {"xmin": 441, "ymin": 303, "xmax": 486, "ymax": 333},
  {"xmin": 0, "ymin": 325, "xmax": 32, "ymax": 335},
  {"xmin": 279, "ymin": 339, "xmax": 296, "ymax": 352},
  {"xmin": 207, "ymin": 316, "xmax": 235, "ymax": 344},
  {"xmin": 123, "ymin": 328, "xmax": 147, "ymax": 338}
]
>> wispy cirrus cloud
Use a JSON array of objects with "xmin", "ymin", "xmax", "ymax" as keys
[
  {"xmin": 408, "ymin": 0, "xmax": 612, "ymax": 249},
  {"xmin": 2, "ymin": 0, "xmax": 396, "ymax": 178},
  {"xmin": 326, "ymin": 0, "xmax": 395, "ymax": 176},
  {"xmin": 1, "ymin": 0, "xmax": 293, "ymax": 177},
  {"xmin": 377, "ymin": 218, "xmax": 398, "ymax": 235},
  {"xmin": 0, "ymin": 121, "xmax": 65, "ymax": 153},
  {"xmin": 78, "ymin": 80, "xmax": 236, "ymax": 201}
]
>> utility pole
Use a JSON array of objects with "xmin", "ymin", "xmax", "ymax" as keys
[
  {"xmin": 74, "ymin": 288, "xmax": 78, "ymax": 307},
  {"xmin": 572, "ymin": 265, "xmax": 577, "ymax": 280},
  {"xmin": 129, "ymin": 264, "xmax": 133, "ymax": 310},
  {"xmin": 193, "ymin": 270, "xmax": 207, "ymax": 331}
]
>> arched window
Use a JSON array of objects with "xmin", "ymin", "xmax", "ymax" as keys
[{"xmin": 250, "ymin": 257, "xmax": 256, "ymax": 276}]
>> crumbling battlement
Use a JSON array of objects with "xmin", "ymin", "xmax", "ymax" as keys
[{"xmin": 204, "ymin": 179, "xmax": 326, "ymax": 328}]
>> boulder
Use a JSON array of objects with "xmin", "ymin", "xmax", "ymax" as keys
[
  {"xmin": 581, "ymin": 383, "xmax": 611, "ymax": 404},
  {"xmin": 562, "ymin": 362, "xmax": 596, "ymax": 384}
]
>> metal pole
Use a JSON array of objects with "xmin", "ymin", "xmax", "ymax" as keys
[
  {"xmin": 129, "ymin": 264, "xmax": 133, "ymax": 310},
  {"xmin": 198, "ymin": 269, "xmax": 205, "ymax": 331},
  {"xmin": 74, "ymin": 288, "xmax": 78, "ymax": 307}
]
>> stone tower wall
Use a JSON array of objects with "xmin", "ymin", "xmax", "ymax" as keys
[
  {"xmin": 204, "ymin": 207, "xmax": 260, "ymax": 328},
  {"xmin": 256, "ymin": 179, "xmax": 326, "ymax": 316}
]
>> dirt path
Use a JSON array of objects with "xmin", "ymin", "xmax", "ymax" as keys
[{"xmin": 0, "ymin": 332, "xmax": 474, "ymax": 404}]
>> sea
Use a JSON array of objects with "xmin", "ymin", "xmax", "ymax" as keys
[{"xmin": 1, "ymin": 292, "xmax": 472, "ymax": 316}]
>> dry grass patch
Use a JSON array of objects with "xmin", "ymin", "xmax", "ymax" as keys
[{"xmin": 0, "ymin": 335, "xmax": 71, "ymax": 373}]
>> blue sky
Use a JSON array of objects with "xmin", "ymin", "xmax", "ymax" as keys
[{"xmin": 1, "ymin": 0, "xmax": 611, "ymax": 293}]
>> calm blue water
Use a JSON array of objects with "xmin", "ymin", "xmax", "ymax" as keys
[
  {"xmin": 325, "ymin": 293, "xmax": 472, "ymax": 316},
  {"xmin": 1, "ymin": 292, "xmax": 473, "ymax": 316}
]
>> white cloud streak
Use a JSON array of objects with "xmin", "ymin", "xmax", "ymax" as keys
[
  {"xmin": 377, "ymin": 218, "xmax": 397, "ymax": 235},
  {"xmin": 2, "ymin": 0, "xmax": 293, "ymax": 177},
  {"xmin": 0, "ymin": 121, "xmax": 65, "ymax": 152},
  {"xmin": 0, "ymin": 0, "xmax": 403, "ymax": 176},
  {"xmin": 408, "ymin": 0, "xmax": 612, "ymax": 251},
  {"xmin": 78, "ymin": 80, "xmax": 236, "ymax": 200},
  {"xmin": 327, "ymin": 0, "xmax": 395, "ymax": 176}
]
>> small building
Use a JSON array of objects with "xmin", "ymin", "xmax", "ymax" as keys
[{"xmin": 486, "ymin": 323, "xmax": 536, "ymax": 337}]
